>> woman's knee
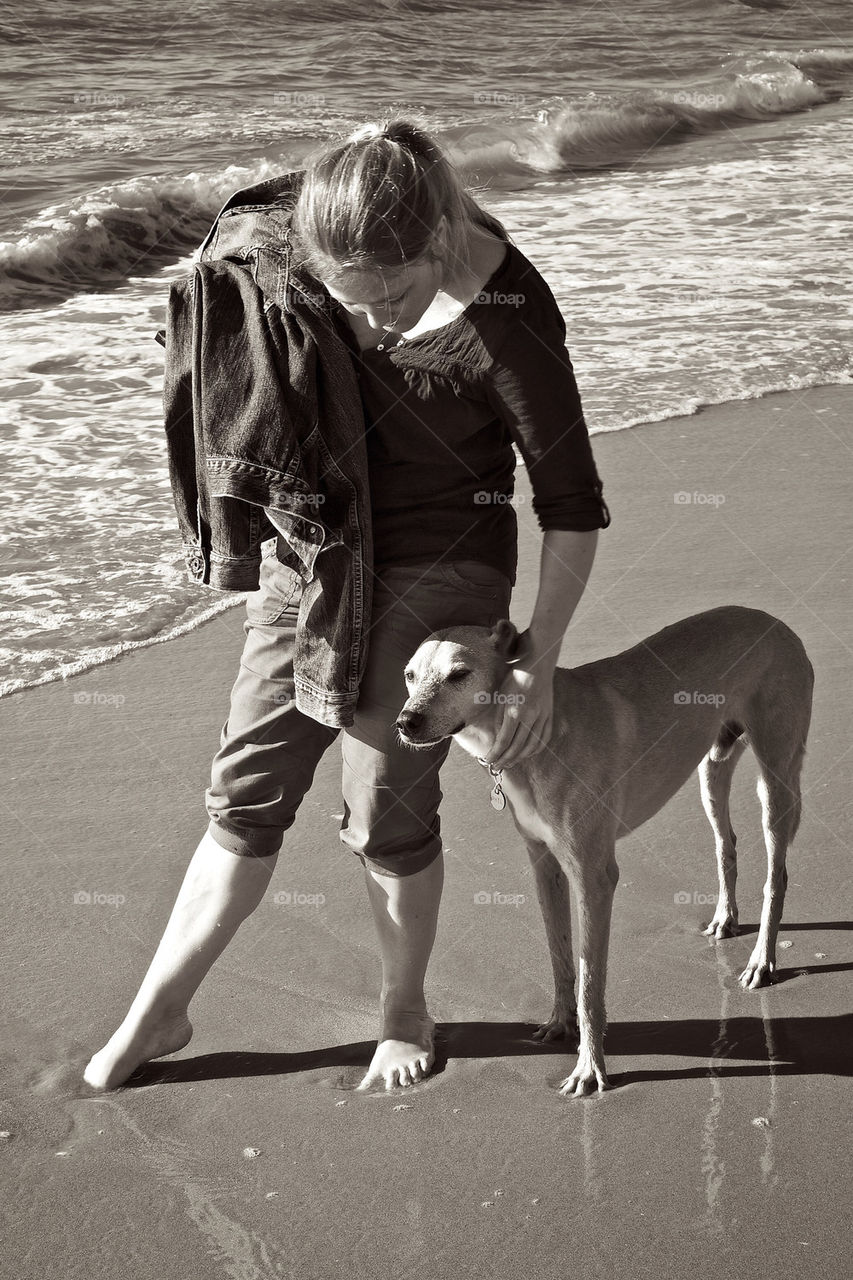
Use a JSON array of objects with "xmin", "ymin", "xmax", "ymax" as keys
[
  {"xmin": 338, "ymin": 729, "xmax": 448, "ymax": 877},
  {"xmin": 206, "ymin": 682, "xmax": 339, "ymax": 859},
  {"xmin": 350, "ymin": 831, "xmax": 444, "ymax": 880}
]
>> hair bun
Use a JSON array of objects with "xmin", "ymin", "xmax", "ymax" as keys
[
  {"xmin": 346, "ymin": 118, "xmax": 435, "ymax": 158},
  {"xmin": 383, "ymin": 120, "xmax": 434, "ymax": 156},
  {"xmin": 347, "ymin": 122, "xmax": 385, "ymax": 145}
]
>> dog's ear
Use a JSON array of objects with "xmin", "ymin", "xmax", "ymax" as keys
[{"xmin": 489, "ymin": 618, "xmax": 521, "ymax": 661}]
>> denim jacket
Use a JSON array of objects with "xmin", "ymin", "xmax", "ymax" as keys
[{"xmin": 159, "ymin": 171, "xmax": 374, "ymax": 728}]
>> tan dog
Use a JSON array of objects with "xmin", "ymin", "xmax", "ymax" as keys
[{"xmin": 396, "ymin": 606, "xmax": 814, "ymax": 1096}]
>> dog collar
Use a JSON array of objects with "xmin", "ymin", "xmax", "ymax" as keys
[{"xmin": 477, "ymin": 757, "xmax": 507, "ymax": 812}]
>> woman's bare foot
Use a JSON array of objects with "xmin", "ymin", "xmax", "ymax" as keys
[
  {"xmin": 357, "ymin": 1006, "xmax": 436, "ymax": 1091},
  {"xmin": 83, "ymin": 1010, "xmax": 193, "ymax": 1091}
]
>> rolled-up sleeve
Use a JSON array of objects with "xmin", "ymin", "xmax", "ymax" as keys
[{"xmin": 484, "ymin": 302, "xmax": 610, "ymax": 532}]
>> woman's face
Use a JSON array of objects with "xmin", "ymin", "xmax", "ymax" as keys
[{"xmin": 320, "ymin": 254, "xmax": 445, "ymax": 334}]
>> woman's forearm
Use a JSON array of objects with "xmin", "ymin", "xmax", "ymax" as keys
[{"xmin": 525, "ymin": 528, "xmax": 599, "ymax": 671}]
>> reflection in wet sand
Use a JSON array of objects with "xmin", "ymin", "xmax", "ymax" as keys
[
  {"xmin": 702, "ymin": 948, "xmax": 781, "ymax": 1234},
  {"xmin": 582, "ymin": 1096, "xmax": 604, "ymax": 1204},
  {"xmin": 701, "ymin": 948, "xmax": 730, "ymax": 1239},
  {"xmin": 758, "ymin": 988, "xmax": 778, "ymax": 1190}
]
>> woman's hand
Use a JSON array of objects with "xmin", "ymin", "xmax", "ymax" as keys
[
  {"xmin": 486, "ymin": 528, "xmax": 599, "ymax": 769},
  {"xmin": 486, "ymin": 629, "xmax": 556, "ymax": 769}
]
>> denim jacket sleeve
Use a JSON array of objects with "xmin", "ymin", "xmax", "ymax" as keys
[
  {"xmin": 161, "ymin": 259, "xmax": 325, "ymax": 591},
  {"xmin": 161, "ymin": 273, "xmax": 211, "ymax": 584}
]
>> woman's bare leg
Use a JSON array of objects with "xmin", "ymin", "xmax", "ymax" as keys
[
  {"xmin": 357, "ymin": 852, "xmax": 444, "ymax": 1090},
  {"xmin": 84, "ymin": 831, "xmax": 277, "ymax": 1090}
]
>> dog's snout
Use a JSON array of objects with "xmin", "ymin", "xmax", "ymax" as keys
[{"xmin": 397, "ymin": 707, "xmax": 424, "ymax": 735}]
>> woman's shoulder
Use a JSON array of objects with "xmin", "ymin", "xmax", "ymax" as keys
[
  {"xmin": 483, "ymin": 239, "xmax": 565, "ymax": 324},
  {"xmin": 451, "ymin": 224, "xmax": 561, "ymax": 316},
  {"xmin": 395, "ymin": 231, "xmax": 568, "ymax": 380},
  {"xmin": 459, "ymin": 239, "xmax": 569, "ymax": 367},
  {"xmin": 464, "ymin": 226, "xmax": 511, "ymax": 293}
]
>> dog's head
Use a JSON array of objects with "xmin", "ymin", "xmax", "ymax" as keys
[{"xmin": 395, "ymin": 619, "xmax": 522, "ymax": 750}]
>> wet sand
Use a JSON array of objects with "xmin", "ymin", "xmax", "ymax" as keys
[{"xmin": 1, "ymin": 384, "xmax": 851, "ymax": 1280}]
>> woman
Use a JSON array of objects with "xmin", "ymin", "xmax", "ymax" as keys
[{"xmin": 84, "ymin": 119, "xmax": 610, "ymax": 1093}]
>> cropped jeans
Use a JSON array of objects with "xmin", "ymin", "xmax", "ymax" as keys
[{"xmin": 205, "ymin": 543, "xmax": 512, "ymax": 877}]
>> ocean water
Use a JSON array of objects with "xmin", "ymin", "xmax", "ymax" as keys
[{"xmin": 1, "ymin": 0, "xmax": 852, "ymax": 696}]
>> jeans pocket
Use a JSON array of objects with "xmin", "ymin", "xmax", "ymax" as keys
[
  {"xmin": 439, "ymin": 559, "xmax": 511, "ymax": 597},
  {"xmin": 246, "ymin": 552, "xmax": 303, "ymax": 625}
]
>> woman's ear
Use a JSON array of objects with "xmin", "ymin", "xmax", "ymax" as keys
[
  {"xmin": 433, "ymin": 214, "xmax": 462, "ymax": 290},
  {"xmin": 429, "ymin": 215, "xmax": 451, "ymax": 265}
]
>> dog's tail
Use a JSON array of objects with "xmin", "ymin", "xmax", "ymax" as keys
[{"xmin": 709, "ymin": 720, "xmax": 746, "ymax": 763}]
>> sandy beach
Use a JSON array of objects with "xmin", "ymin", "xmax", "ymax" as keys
[{"xmin": 1, "ymin": 384, "xmax": 851, "ymax": 1280}]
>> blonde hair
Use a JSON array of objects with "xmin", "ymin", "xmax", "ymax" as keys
[{"xmin": 290, "ymin": 118, "xmax": 508, "ymax": 284}]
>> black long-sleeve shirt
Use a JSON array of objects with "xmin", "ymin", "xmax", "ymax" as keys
[{"xmin": 350, "ymin": 239, "xmax": 610, "ymax": 586}]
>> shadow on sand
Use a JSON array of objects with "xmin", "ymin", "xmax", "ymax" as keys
[
  {"xmin": 119, "ymin": 1007, "xmax": 851, "ymax": 1091},
  {"xmin": 108, "ymin": 919, "xmax": 851, "ymax": 1092}
]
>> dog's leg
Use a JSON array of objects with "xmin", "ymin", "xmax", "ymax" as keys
[
  {"xmin": 699, "ymin": 736, "xmax": 748, "ymax": 939},
  {"xmin": 739, "ymin": 750, "xmax": 803, "ymax": 989},
  {"xmin": 524, "ymin": 839, "xmax": 578, "ymax": 1043},
  {"xmin": 557, "ymin": 841, "xmax": 619, "ymax": 1097}
]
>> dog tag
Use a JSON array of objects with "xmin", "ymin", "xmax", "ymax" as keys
[{"xmin": 478, "ymin": 756, "xmax": 507, "ymax": 813}]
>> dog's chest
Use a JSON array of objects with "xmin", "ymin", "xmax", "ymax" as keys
[{"xmin": 500, "ymin": 771, "xmax": 555, "ymax": 843}]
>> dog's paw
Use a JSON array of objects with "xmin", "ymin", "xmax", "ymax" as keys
[
  {"xmin": 558, "ymin": 1052, "xmax": 609, "ymax": 1098},
  {"xmin": 703, "ymin": 912, "xmax": 739, "ymax": 940},
  {"xmin": 739, "ymin": 956, "xmax": 776, "ymax": 989},
  {"xmin": 530, "ymin": 1011, "xmax": 578, "ymax": 1044}
]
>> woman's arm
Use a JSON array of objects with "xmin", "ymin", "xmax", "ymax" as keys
[
  {"xmin": 527, "ymin": 528, "xmax": 599, "ymax": 669},
  {"xmin": 480, "ymin": 260, "xmax": 609, "ymax": 767},
  {"xmin": 487, "ymin": 528, "xmax": 598, "ymax": 769}
]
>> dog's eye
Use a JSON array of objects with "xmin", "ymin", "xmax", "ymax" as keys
[{"xmin": 447, "ymin": 669, "xmax": 470, "ymax": 682}]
